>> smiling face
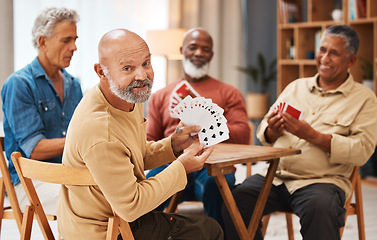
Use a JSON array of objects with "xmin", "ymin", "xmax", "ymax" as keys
[
  {"xmin": 95, "ymin": 29, "xmax": 154, "ymax": 110},
  {"xmin": 41, "ymin": 20, "xmax": 78, "ymax": 69},
  {"xmin": 180, "ymin": 29, "xmax": 213, "ymax": 80},
  {"xmin": 316, "ymin": 34, "xmax": 356, "ymax": 90}
]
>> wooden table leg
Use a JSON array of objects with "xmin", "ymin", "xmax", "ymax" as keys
[
  {"xmin": 247, "ymin": 158, "xmax": 280, "ymax": 237},
  {"xmin": 214, "ymin": 175, "xmax": 249, "ymax": 240}
]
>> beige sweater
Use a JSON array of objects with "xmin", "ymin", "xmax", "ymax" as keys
[{"xmin": 57, "ymin": 86, "xmax": 187, "ymax": 239}]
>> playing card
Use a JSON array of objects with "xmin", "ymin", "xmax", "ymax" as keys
[
  {"xmin": 175, "ymin": 80, "xmax": 201, "ymax": 99},
  {"xmin": 199, "ymin": 124, "xmax": 229, "ymax": 148},
  {"xmin": 283, "ymin": 103, "xmax": 303, "ymax": 119},
  {"xmin": 169, "ymin": 81, "xmax": 201, "ymax": 117},
  {"xmin": 172, "ymin": 96, "xmax": 229, "ymax": 147}
]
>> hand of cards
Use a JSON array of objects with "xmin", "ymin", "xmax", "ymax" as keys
[
  {"xmin": 171, "ymin": 96, "xmax": 230, "ymax": 148},
  {"xmin": 272, "ymin": 101, "xmax": 303, "ymax": 119},
  {"xmin": 169, "ymin": 80, "xmax": 201, "ymax": 117}
]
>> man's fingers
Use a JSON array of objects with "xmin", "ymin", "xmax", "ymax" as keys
[
  {"xmin": 199, "ymin": 145, "xmax": 214, "ymax": 159},
  {"xmin": 176, "ymin": 124, "xmax": 201, "ymax": 135}
]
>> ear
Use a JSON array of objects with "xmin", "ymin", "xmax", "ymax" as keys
[
  {"xmin": 209, "ymin": 51, "xmax": 214, "ymax": 62},
  {"xmin": 347, "ymin": 54, "xmax": 357, "ymax": 68},
  {"xmin": 38, "ymin": 36, "xmax": 47, "ymax": 50},
  {"xmin": 94, "ymin": 63, "xmax": 107, "ymax": 81}
]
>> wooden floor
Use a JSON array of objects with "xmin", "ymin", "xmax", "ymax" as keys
[{"xmin": 1, "ymin": 163, "xmax": 377, "ymax": 239}]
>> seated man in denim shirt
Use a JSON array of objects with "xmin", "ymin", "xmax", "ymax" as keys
[{"xmin": 1, "ymin": 7, "xmax": 82, "ymax": 215}]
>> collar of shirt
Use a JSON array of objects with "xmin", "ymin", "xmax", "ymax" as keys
[
  {"xmin": 30, "ymin": 57, "xmax": 73, "ymax": 83},
  {"xmin": 308, "ymin": 73, "xmax": 355, "ymax": 97}
]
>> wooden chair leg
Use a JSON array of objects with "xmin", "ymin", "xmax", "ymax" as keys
[
  {"xmin": 0, "ymin": 178, "xmax": 5, "ymax": 232},
  {"xmin": 261, "ymin": 214, "xmax": 270, "ymax": 237},
  {"xmin": 246, "ymin": 162, "xmax": 252, "ymax": 178},
  {"xmin": 21, "ymin": 205, "xmax": 35, "ymax": 240},
  {"xmin": 285, "ymin": 213, "xmax": 294, "ymax": 240},
  {"xmin": 354, "ymin": 175, "xmax": 365, "ymax": 240},
  {"xmin": 165, "ymin": 190, "xmax": 184, "ymax": 213}
]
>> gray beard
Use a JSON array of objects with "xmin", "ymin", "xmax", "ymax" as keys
[
  {"xmin": 182, "ymin": 57, "xmax": 209, "ymax": 79},
  {"xmin": 107, "ymin": 74, "xmax": 153, "ymax": 103}
]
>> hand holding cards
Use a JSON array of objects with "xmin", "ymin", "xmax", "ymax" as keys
[
  {"xmin": 172, "ymin": 96, "xmax": 229, "ymax": 148},
  {"xmin": 273, "ymin": 101, "xmax": 303, "ymax": 119}
]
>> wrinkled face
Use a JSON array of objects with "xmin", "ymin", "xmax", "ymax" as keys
[
  {"xmin": 181, "ymin": 30, "xmax": 213, "ymax": 69},
  {"xmin": 316, "ymin": 34, "xmax": 355, "ymax": 84},
  {"xmin": 42, "ymin": 20, "xmax": 78, "ymax": 68},
  {"xmin": 103, "ymin": 38, "xmax": 154, "ymax": 103}
]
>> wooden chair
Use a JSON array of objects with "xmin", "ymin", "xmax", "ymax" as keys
[
  {"xmin": 261, "ymin": 166, "xmax": 365, "ymax": 240},
  {"xmin": 11, "ymin": 151, "xmax": 134, "ymax": 240},
  {"xmin": 0, "ymin": 137, "xmax": 59, "ymax": 237},
  {"xmin": 0, "ymin": 136, "xmax": 24, "ymax": 235}
]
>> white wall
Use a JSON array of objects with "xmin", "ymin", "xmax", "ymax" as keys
[{"xmin": 13, "ymin": 0, "xmax": 170, "ymax": 94}]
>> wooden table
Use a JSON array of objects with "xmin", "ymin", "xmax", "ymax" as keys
[{"xmin": 204, "ymin": 143, "xmax": 301, "ymax": 240}]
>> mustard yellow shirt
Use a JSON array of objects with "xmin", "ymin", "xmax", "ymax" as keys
[
  {"xmin": 57, "ymin": 86, "xmax": 187, "ymax": 240},
  {"xmin": 257, "ymin": 74, "xmax": 377, "ymax": 200}
]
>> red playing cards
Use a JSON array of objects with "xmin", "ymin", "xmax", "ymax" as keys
[
  {"xmin": 169, "ymin": 80, "xmax": 201, "ymax": 117},
  {"xmin": 171, "ymin": 96, "xmax": 229, "ymax": 148},
  {"xmin": 273, "ymin": 101, "xmax": 303, "ymax": 119}
]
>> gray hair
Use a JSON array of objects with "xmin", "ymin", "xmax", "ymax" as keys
[
  {"xmin": 323, "ymin": 25, "xmax": 359, "ymax": 55},
  {"xmin": 32, "ymin": 7, "xmax": 79, "ymax": 50}
]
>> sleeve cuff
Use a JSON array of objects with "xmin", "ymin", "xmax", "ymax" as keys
[
  {"xmin": 256, "ymin": 120, "xmax": 273, "ymax": 146},
  {"xmin": 20, "ymin": 133, "xmax": 45, "ymax": 157}
]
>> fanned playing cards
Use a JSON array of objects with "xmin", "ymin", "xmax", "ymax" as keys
[
  {"xmin": 272, "ymin": 101, "xmax": 303, "ymax": 119},
  {"xmin": 169, "ymin": 80, "xmax": 201, "ymax": 117},
  {"xmin": 171, "ymin": 95, "xmax": 230, "ymax": 148}
]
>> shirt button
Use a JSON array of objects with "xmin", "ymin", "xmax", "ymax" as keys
[
  {"xmin": 62, "ymin": 112, "xmax": 65, "ymax": 116},
  {"xmin": 62, "ymin": 131, "xmax": 66, "ymax": 136},
  {"xmin": 312, "ymin": 112, "xmax": 315, "ymax": 115},
  {"xmin": 45, "ymin": 107, "xmax": 48, "ymax": 111}
]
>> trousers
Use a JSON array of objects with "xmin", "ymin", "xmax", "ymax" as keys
[
  {"xmin": 14, "ymin": 179, "xmax": 60, "ymax": 215},
  {"xmin": 118, "ymin": 211, "xmax": 224, "ymax": 240},
  {"xmin": 221, "ymin": 174, "xmax": 346, "ymax": 240},
  {"xmin": 146, "ymin": 164, "xmax": 235, "ymax": 228}
]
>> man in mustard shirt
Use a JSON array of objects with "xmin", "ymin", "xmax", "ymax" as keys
[
  {"xmin": 222, "ymin": 25, "xmax": 377, "ymax": 240},
  {"xmin": 57, "ymin": 29, "xmax": 223, "ymax": 240}
]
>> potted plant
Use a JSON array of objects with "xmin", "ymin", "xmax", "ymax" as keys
[
  {"xmin": 359, "ymin": 56, "xmax": 374, "ymax": 90},
  {"xmin": 237, "ymin": 52, "xmax": 277, "ymax": 119}
]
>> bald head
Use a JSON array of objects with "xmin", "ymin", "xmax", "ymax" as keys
[
  {"xmin": 98, "ymin": 29, "xmax": 149, "ymax": 66},
  {"xmin": 182, "ymin": 28, "xmax": 213, "ymax": 49},
  {"xmin": 94, "ymin": 28, "xmax": 154, "ymax": 110}
]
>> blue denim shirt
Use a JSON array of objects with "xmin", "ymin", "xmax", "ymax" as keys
[{"xmin": 1, "ymin": 57, "xmax": 83, "ymax": 185}]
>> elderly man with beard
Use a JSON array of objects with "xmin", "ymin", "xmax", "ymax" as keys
[
  {"xmin": 146, "ymin": 28, "xmax": 250, "ymax": 227},
  {"xmin": 57, "ymin": 29, "xmax": 223, "ymax": 240}
]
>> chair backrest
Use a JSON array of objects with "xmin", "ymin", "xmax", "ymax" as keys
[
  {"xmin": 11, "ymin": 151, "xmax": 134, "ymax": 240},
  {"xmin": 0, "ymin": 137, "xmax": 23, "ymax": 233}
]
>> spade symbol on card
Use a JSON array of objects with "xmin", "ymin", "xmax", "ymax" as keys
[{"xmin": 172, "ymin": 96, "xmax": 229, "ymax": 147}]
